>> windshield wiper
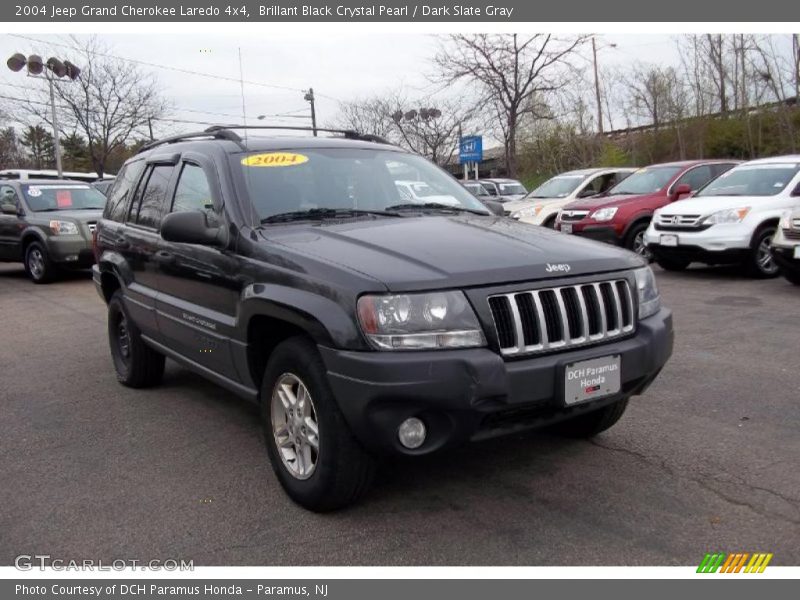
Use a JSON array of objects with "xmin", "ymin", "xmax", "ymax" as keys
[
  {"xmin": 385, "ymin": 202, "xmax": 489, "ymax": 216},
  {"xmin": 260, "ymin": 207, "xmax": 403, "ymax": 224}
]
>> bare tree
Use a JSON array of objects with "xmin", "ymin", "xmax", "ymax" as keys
[
  {"xmin": 432, "ymin": 34, "xmax": 586, "ymax": 177},
  {"xmin": 21, "ymin": 36, "xmax": 168, "ymax": 176}
]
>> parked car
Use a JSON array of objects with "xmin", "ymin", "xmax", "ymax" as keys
[
  {"xmin": 506, "ymin": 168, "xmax": 637, "ymax": 227},
  {"xmin": 478, "ymin": 178, "xmax": 528, "ymax": 202},
  {"xmin": 92, "ymin": 179, "xmax": 116, "ymax": 196},
  {"xmin": 93, "ymin": 126, "xmax": 672, "ymax": 511},
  {"xmin": 395, "ymin": 179, "xmax": 460, "ymax": 206},
  {"xmin": 0, "ymin": 179, "xmax": 106, "ymax": 282},
  {"xmin": 771, "ymin": 207, "xmax": 800, "ymax": 285},
  {"xmin": 0, "ymin": 168, "xmax": 111, "ymax": 183},
  {"xmin": 555, "ymin": 160, "xmax": 738, "ymax": 257},
  {"xmin": 646, "ymin": 156, "xmax": 800, "ymax": 277},
  {"xmin": 462, "ymin": 181, "xmax": 504, "ymax": 216}
]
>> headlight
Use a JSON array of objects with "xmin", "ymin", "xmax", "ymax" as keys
[
  {"xmin": 779, "ymin": 210, "xmax": 792, "ymax": 229},
  {"xmin": 49, "ymin": 220, "xmax": 79, "ymax": 235},
  {"xmin": 702, "ymin": 207, "xmax": 750, "ymax": 225},
  {"xmin": 634, "ymin": 267, "xmax": 661, "ymax": 320},
  {"xmin": 591, "ymin": 207, "xmax": 618, "ymax": 222},
  {"xmin": 512, "ymin": 205, "xmax": 542, "ymax": 219},
  {"xmin": 357, "ymin": 291, "xmax": 486, "ymax": 350}
]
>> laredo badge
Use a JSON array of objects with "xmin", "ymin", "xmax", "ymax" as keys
[{"xmin": 241, "ymin": 152, "xmax": 308, "ymax": 167}]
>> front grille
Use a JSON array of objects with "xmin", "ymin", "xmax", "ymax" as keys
[
  {"xmin": 784, "ymin": 228, "xmax": 800, "ymax": 241},
  {"xmin": 488, "ymin": 279, "xmax": 635, "ymax": 357},
  {"xmin": 559, "ymin": 210, "xmax": 589, "ymax": 222}
]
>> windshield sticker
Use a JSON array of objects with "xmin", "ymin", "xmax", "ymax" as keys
[
  {"xmin": 27, "ymin": 187, "xmax": 42, "ymax": 197},
  {"xmin": 241, "ymin": 152, "xmax": 309, "ymax": 167},
  {"xmin": 56, "ymin": 190, "xmax": 73, "ymax": 208}
]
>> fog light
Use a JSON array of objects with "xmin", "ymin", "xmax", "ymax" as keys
[{"xmin": 398, "ymin": 417, "xmax": 426, "ymax": 449}]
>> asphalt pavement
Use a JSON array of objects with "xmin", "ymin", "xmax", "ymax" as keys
[{"xmin": 1, "ymin": 262, "xmax": 798, "ymax": 566}]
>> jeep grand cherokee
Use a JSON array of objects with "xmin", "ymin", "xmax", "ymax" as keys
[{"xmin": 92, "ymin": 126, "xmax": 673, "ymax": 511}]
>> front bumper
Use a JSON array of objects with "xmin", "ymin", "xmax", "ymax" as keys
[
  {"xmin": 320, "ymin": 308, "xmax": 673, "ymax": 456},
  {"xmin": 558, "ymin": 221, "xmax": 623, "ymax": 245},
  {"xmin": 770, "ymin": 245, "xmax": 800, "ymax": 274},
  {"xmin": 644, "ymin": 222, "xmax": 755, "ymax": 265},
  {"xmin": 46, "ymin": 236, "xmax": 95, "ymax": 268}
]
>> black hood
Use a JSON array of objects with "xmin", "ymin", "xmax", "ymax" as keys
[{"xmin": 260, "ymin": 215, "xmax": 644, "ymax": 291}]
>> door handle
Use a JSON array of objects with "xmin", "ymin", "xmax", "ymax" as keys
[
  {"xmin": 153, "ymin": 250, "xmax": 175, "ymax": 265},
  {"xmin": 114, "ymin": 236, "xmax": 130, "ymax": 250}
]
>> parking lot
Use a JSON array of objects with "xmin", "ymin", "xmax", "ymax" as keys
[{"xmin": 1, "ymin": 262, "xmax": 798, "ymax": 566}]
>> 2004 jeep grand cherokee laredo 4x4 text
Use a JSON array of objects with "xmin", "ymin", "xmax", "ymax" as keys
[{"xmin": 92, "ymin": 126, "xmax": 673, "ymax": 511}]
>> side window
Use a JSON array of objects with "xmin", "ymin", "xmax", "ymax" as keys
[
  {"xmin": 0, "ymin": 184, "xmax": 18, "ymax": 205},
  {"xmin": 171, "ymin": 163, "xmax": 215, "ymax": 216},
  {"xmin": 106, "ymin": 161, "xmax": 145, "ymax": 222},
  {"xmin": 675, "ymin": 165, "xmax": 713, "ymax": 192},
  {"xmin": 128, "ymin": 165, "xmax": 173, "ymax": 229}
]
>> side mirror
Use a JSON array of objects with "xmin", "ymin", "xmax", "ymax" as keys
[
  {"xmin": 160, "ymin": 211, "xmax": 224, "ymax": 246},
  {"xmin": 670, "ymin": 183, "xmax": 692, "ymax": 201},
  {"xmin": 482, "ymin": 199, "xmax": 504, "ymax": 216},
  {"xmin": 1, "ymin": 203, "xmax": 18, "ymax": 215}
]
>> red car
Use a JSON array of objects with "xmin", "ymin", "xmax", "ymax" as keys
[{"xmin": 555, "ymin": 160, "xmax": 739, "ymax": 257}]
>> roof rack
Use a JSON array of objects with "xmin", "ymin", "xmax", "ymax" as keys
[{"xmin": 136, "ymin": 124, "xmax": 392, "ymax": 154}]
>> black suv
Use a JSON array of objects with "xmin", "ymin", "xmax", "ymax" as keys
[
  {"xmin": 93, "ymin": 126, "xmax": 673, "ymax": 511},
  {"xmin": 0, "ymin": 178, "xmax": 106, "ymax": 282}
]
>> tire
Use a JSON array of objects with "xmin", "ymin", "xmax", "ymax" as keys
[
  {"xmin": 24, "ymin": 241, "xmax": 57, "ymax": 284},
  {"xmin": 624, "ymin": 222, "xmax": 652, "ymax": 261},
  {"xmin": 261, "ymin": 336, "xmax": 375, "ymax": 512},
  {"xmin": 549, "ymin": 398, "xmax": 629, "ymax": 438},
  {"xmin": 107, "ymin": 290, "xmax": 165, "ymax": 388},
  {"xmin": 747, "ymin": 226, "xmax": 779, "ymax": 278},
  {"xmin": 656, "ymin": 257, "xmax": 690, "ymax": 272},
  {"xmin": 779, "ymin": 266, "xmax": 800, "ymax": 286},
  {"xmin": 542, "ymin": 215, "xmax": 557, "ymax": 229}
]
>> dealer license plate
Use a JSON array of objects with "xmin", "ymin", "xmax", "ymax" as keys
[
  {"xmin": 564, "ymin": 355, "xmax": 621, "ymax": 405},
  {"xmin": 660, "ymin": 234, "xmax": 679, "ymax": 247},
  {"xmin": 561, "ymin": 223, "xmax": 573, "ymax": 234}
]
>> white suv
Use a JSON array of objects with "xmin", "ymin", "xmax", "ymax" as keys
[{"xmin": 644, "ymin": 156, "xmax": 800, "ymax": 277}]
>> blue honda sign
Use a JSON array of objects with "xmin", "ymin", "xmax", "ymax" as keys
[{"xmin": 459, "ymin": 135, "xmax": 482, "ymax": 164}]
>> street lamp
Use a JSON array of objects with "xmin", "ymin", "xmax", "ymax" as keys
[
  {"xmin": 304, "ymin": 88, "xmax": 317, "ymax": 137},
  {"xmin": 590, "ymin": 37, "xmax": 617, "ymax": 134},
  {"xmin": 7, "ymin": 52, "xmax": 81, "ymax": 178}
]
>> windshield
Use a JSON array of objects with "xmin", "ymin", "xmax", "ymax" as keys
[
  {"xmin": 608, "ymin": 166, "xmax": 682, "ymax": 195},
  {"xmin": 463, "ymin": 182, "xmax": 489, "ymax": 197},
  {"xmin": 22, "ymin": 184, "xmax": 107, "ymax": 211},
  {"xmin": 235, "ymin": 148, "xmax": 489, "ymax": 221},
  {"xmin": 527, "ymin": 175, "xmax": 586, "ymax": 198},
  {"xmin": 499, "ymin": 183, "xmax": 526, "ymax": 195},
  {"xmin": 696, "ymin": 163, "xmax": 800, "ymax": 197}
]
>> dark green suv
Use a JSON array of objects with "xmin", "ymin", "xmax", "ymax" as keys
[{"xmin": 0, "ymin": 178, "xmax": 106, "ymax": 283}]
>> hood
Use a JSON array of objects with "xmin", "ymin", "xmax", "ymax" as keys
[
  {"xmin": 658, "ymin": 195, "xmax": 757, "ymax": 216},
  {"xmin": 32, "ymin": 209, "xmax": 103, "ymax": 222},
  {"xmin": 565, "ymin": 192, "xmax": 660, "ymax": 211},
  {"xmin": 260, "ymin": 215, "xmax": 643, "ymax": 291},
  {"xmin": 500, "ymin": 194, "xmax": 526, "ymax": 202},
  {"xmin": 505, "ymin": 196, "xmax": 571, "ymax": 212}
]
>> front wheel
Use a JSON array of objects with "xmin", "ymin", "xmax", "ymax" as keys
[
  {"xmin": 25, "ymin": 241, "xmax": 56, "ymax": 284},
  {"xmin": 549, "ymin": 399, "xmax": 629, "ymax": 438},
  {"xmin": 625, "ymin": 222, "xmax": 652, "ymax": 261},
  {"xmin": 747, "ymin": 227, "xmax": 779, "ymax": 278},
  {"xmin": 262, "ymin": 336, "xmax": 375, "ymax": 512}
]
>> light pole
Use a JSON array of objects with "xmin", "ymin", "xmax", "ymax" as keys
[
  {"xmin": 304, "ymin": 88, "xmax": 317, "ymax": 136},
  {"xmin": 7, "ymin": 52, "xmax": 81, "ymax": 178},
  {"xmin": 591, "ymin": 37, "xmax": 617, "ymax": 134}
]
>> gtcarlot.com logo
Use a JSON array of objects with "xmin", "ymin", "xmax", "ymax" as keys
[{"xmin": 697, "ymin": 552, "xmax": 773, "ymax": 573}]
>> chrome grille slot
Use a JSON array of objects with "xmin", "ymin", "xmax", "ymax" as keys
[{"xmin": 488, "ymin": 279, "xmax": 635, "ymax": 357}]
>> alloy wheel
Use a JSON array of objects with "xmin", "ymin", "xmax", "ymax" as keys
[
  {"xmin": 757, "ymin": 234, "xmax": 778, "ymax": 275},
  {"xmin": 27, "ymin": 248, "xmax": 44, "ymax": 280},
  {"xmin": 271, "ymin": 373, "xmax": 320, "ymax": 480}
]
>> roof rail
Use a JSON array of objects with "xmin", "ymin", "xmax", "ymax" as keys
[{"xmin": 136, "ymin": 124, "xmax": 394, "ymax": 155}]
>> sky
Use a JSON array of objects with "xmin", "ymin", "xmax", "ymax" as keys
[{"xmin": 0, "ymin": 32, "xmax": 685, "ymax": 141}]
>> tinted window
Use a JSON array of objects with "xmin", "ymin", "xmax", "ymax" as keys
[
  {"xmin": 172, "ymin": 163, "xmax": 214, "ymax": 214},
  {"xmin": 129, "ymin": 165, "xmax": 173, "ymax": 229},
  {"xmin": 105, "ymin": 161, "xmax": 144, "ymax": 222}
]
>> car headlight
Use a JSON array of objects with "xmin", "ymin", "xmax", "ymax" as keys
[
  {"xmin": 357, "ymin": 291, "xmax": 486, "ymax": 350},
  {"xmin": 49, "ymin": 220, "xmax": 79, "ymax": 235},
  {"xmin": 779, "ymin": 210, "xmax": 792, "ymax": 229},
  {"xmin": 592, "ymin": 207, "xmax": 618, "ymax": 222},
  {"xmin": 511, "ymin": 205, "xmax": 543, "ymax": 219},
  {"xmin": 702, "ymin": 207, "xmax": 750, "ymax": 225},
  {"xmin": 634, "ymin": 267, "xmax": 661, "ymax": 320}
]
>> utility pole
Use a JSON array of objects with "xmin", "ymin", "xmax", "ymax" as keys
[
  {"xmin": 305, "ymin": 88, "xmax": 317, "ymax": 136},
  {"xmin": 48, "ymin": 76, "xmax": 63, "ymax": 178},
  {"xmin": 592, "ymin": 36, "xmax": 604, "ymax": 134}
]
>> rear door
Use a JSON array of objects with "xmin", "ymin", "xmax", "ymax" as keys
[
  {"xmin": 0, "ymin": 184, "xmax": 23, "ymax": 261},
  {"xmin": 118, "ymin": 160, "xmax": 177, "ymax": 337},
  {"xmin": 154, "ymin": 154, "xmax": 243, "ymax": 381}
]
